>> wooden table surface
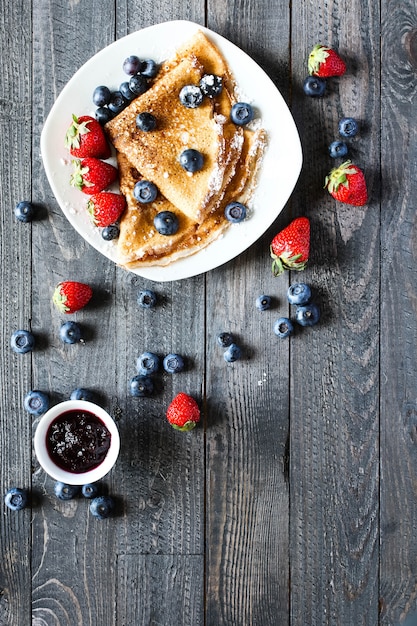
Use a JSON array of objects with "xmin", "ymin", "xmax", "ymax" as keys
[{"xmin": 1, "ymin": 0, "xmax": 417, "ymax": 624}]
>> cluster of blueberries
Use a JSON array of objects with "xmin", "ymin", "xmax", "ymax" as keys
[
  {"xmin": 92, "ymin": 53, "xmax": 254, "ymax": 236},
  {"xmin": 129, "ymin": 288, "xmax": 187, "ymax": 397},
  {"xmin": 302, "ymin": 72, "xmax": 359, "ymax": 162},
  {"xmin": 92, "ymin": 55, "xmax": 160, "ymax": 125},
  {"xmin": 11, "ymin": 328, "xmax": 100, "ymax": 417},
  {"xmin": 216, "ymin": 332, "xmax": 242, "ymax": 363},
  {"xmin": 4, "ymin": 482, "xmax": 115, "ymax": 520},
  {"xmin": 256, "ymin": 283, "xmax": 320, "ymax": 338}
]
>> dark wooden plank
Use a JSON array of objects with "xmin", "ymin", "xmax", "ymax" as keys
[
  {"xmin": 205, "ymin": 3, "xmax": 292, "ymax": 623},
  {"xmin": 289, "ymin": 0, "xmax": 381, "ymax": 624},
  {"xmin": 117, "ymin": 554, "xmax": 204, "ymax": 625},
  {"xmin": 379, "ymin": 2, "xmax": 417, "ymax": 624},
  {"xmin": 112, "ymin": 3, "xmax": 208, "ymax": 623},
  {"xmin": 31, "ymin": 2, "xmax": 120, "ymax": 625},
  {"xmin": 0, "ymin": 2, "xmax": 34, "ymax": 625},
  {"xmin": 31, "ymin": 2, "xmax": 209, "ymax": 625}
]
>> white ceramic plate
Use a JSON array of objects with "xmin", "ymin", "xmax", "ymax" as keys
[{"xmin": 41, "ymin": 20, "xmax": 302, "ymax": 282}]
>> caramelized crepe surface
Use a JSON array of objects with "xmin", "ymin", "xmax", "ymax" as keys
[{"xmin": 105, "ymin": 30, "xmax": 266, "ymax": 269}]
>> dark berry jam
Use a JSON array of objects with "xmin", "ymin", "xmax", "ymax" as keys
[{"xmin": 46, "ymin": 409, "xmax": 111, "ymax": 474}]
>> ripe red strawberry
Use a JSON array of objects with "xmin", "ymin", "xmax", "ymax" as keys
[
  {"xmin": 64, "ymin": 114, "xmax": 111, "ymax": 159},
  {"xmin": 52, "ymin": 281, "xmax": 93, "ymax": 314},
  {"xmin": 70, "ymin": 158, "xmax": 118, "ymax": 195},
  {"xmin": 324, "ymin": 160, "xmax": 368, "ymax": 206},
  {"xmin": 87, "ymin": 192, "xmax": 126, "ymax": 227},
  {"xmin": 166, "ymin": 392, "xmax": 200, "ymax": 432},
  {"xmin": 308, "ymin": 44, "xmax": 346, "ymax": 77},
  {"xmin": 270, "ymin": 217, "xmax": 310, "ymax": 276}
]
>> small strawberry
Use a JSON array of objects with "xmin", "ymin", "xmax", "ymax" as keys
[
  {"xmin": 166, "ymin": 392, "xmax": 200, "ymax": 432},
  {"xmin": 52, "ymin": 281, "xmax": 93, "ymax": 314},
  {"xmin": 87, "ymin": 192, "xmax": 126, "ymax": 227},
  {"xmin": 70, "ymin": 158, "xmax": 118, "ymax": 195},
  {"xmin": 270, "ymin": 217, "xmax": 310, "ymax": 276},
  {"xmin": 308, "ymin": 44, "xmax": 346, "ymax": 78},
  {"xmin": 324, "ymin": 160, "xmax": 368, "ymax": 206},
  {"xmin": 65, "ymin": 114, "xmax": 111, "ymax": 159}
]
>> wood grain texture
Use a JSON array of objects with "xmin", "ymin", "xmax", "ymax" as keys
[
  {"xmin": 289, "ymin": 0, "xmax": 381, "ymax": 624},
  {"xmin": 379, "ymin": 1, "xmax": 417, "ymax": 624},
  {"xmin": 117, "ymin": 554, "xmax": 204, "ymax": 625},
  {"xmin": 205, "ymin": 2, "xmax": 292, "ymax": 623},
  {"xmin": 31, "ymin": 2, "xmax": 120, "ymax": 626},
  {"xmin": 0, "ymin": 2, "xmax": 33, "ymax": 625},
  {"xmin": 2, "ymin": 0, "xmax": 417, "ymax": 623}
]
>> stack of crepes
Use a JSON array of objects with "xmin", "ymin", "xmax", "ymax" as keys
[{"xmin": 105, "ymin": 30, "xmax": 266, "ymax": 269}]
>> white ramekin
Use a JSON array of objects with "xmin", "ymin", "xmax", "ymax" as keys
[{"xmin": 34, "ymin": 400, "xmax": 120, "ymax": 485}]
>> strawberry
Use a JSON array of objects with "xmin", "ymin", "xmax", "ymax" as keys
[
  {"xmin": 52, "ymin": 281, "xmax": 93, "ymax": 314},
  {"xmin": 64, "ymin": 114, "xmax": 111, "ymax": 159},
  {"xmin": 270, "ymin": 217, "xmax": 310, "ymax": 276},
  {"xmin": 70, "ymin": 158, "xmax": 118, "ymax": 195},
  {"xmin": 166, "ymin": 392, "xmax": 200, "ymax": 432},
  {"xmin": 324, "ymin": 160, "xmax": 368, "ymax": 206},
  {"xmin": 87, "ymin": 192, "xmax": 126, "ymax": 227},
  {"xmin": 308, "ymin": 44, "xmax": 346, "ymax": 78}
]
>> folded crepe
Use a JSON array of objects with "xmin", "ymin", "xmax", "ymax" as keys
[
  {"xmin": 117, "ymin": 128, "xmax": 267, "ymax": 268},
  {"xmin": 104, "ymin": 30, "xmax": 266, "ymax": 269}
]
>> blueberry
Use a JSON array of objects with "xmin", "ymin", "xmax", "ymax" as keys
[
  {"xmin": 70, "ymin": 388, "xmax": 96, "ymax": 402},
  {"xmin": 256, "ymin": 295, "xmax": 272, "ymax": 311},
  {"xmin": 136, "ymin": 351, "xmax": 160, "ymax": 375},
  {"xmin": 15, "ymin": 200, "xmax": 36, "ymax": 222},
  {"xmin": 54, "ymin": 482, "xmax": 80, "ymax": 501},
  {"xmin": 295, "ymin": 303, "xmax": 320, "ymax": 327},
  {"xmin": 140, "ymin": 59, "xmax": 159, "ymax": 78},
  {"xmin": 329, "ymin": 140, "xmax": 348, "ymax": 159},
  {"xmin": 154, "ymin": 211, "xmax": 179, "ymax": 235},
  {"xmin": 224, "ymin": 201, "xmax": 247, "ymax": 223},
  {"xmin": 136, "ymin": 112, "xmax": 157, "ymax": 132},
  {"xmin": 303, "ymin": 75, "xmax": 326, "ymax": 97},
  {"xmin": 123, "ymin": 55, "xmax": 142, "ymax": 75},
  {"xmin": 200, "ymin": 74, "xmax": 223, "ymax": 97},
  {"xmin": 129, "ymin": 375, "xmax": 154, "ymax": 397},
  {"xmin": 4, "ymin": 487, "xmax": 28, "ymax": 511},
  {"xmin": 137, "ymin": 289, "xmax": 157, "ymax": 309},
  {"xmin": 163, "ymin": 353, "xmax": 185, "ymax": 374},
  {"xmin": 10, "ymin": 329, "xmax": 35, "ymax": 354},
  {"xmin": 92, "ymin": 85, "xmax": 111, "ymax": 107},
  {"xmin": 179, "ymin": 149, "xmax": 204, "ymax": 173},
  {"xmin": 287, "ymin": 283, "xmax": 312, "ymax": 306},
  {"xmin": 89, "ymin": 495, "xmax": 115, "ymax": 520},
  {"xmin": 224, "ymin": 343, "xmax": 241, "ymax": 362},
  {"xmin": 339, "ymin": 117, "xmax": 358, "ymax": 138},
  {"xmin": 95, "ymin": 106, "xmax": 114, "ymax": 125},
  {"xmin": 108, "ymin": 91, "xmax": 127, "ymax": 115},
  {"xmin": 24, "ymin": 390, "xmax": 49, "ymax": 416},
  {"xmin": 59, "ymin": 321, "xmax": 83, "ymax": 344},
  {"xmin": 230, "ymin": 102, "xmax": 254, "ymax": 126},
  {"xmin": 102, "ymin": 224, "xmax": 120, "ymax": 240},
  {"xmin": 119, "ymin": 81, "xmax": 136, "ymax": 102},
  {"xmin": 133, "ymin": 180, "xmax": 158, "ymax": 203},
  {"xmin": 179, "ymin": 84, "xmax": 204, "ymax": 108},
  {"xmin": 81, "ymin": 483, "xmax": 99, "ymax": 499},
  {"xmin": 217, "ymin": 332, "xmax": 234, "ymax": 348},
  {"xmin": 273, "ymin": 317, "xmax": 294, "ymax": 338},
  {"xmin": 129, "ymin": 73, "xmax": 149, "ymax": 96}
]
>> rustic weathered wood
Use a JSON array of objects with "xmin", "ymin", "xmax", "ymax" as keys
[
  {"xmin": 2, "ymin": 0, "xmax": 417, "ymax": 624},
  {"xmin": 379, "ymin": 2, "xmax": 417, "ymax": 625},
  {"xmin": 205, "ymin": 3, "xmax": 293, "ymax": 624},
  {"xmin": 289, "ymin": 0, "xmax": 381, "ymax": 624},
  {"xmin": 0, "ymin": 2, "xmax": 34, "ymax": 626}
]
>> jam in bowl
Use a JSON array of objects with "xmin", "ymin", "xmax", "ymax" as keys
[{"xmin": 34, "ymin": 400, "xmax": 120, "ymax": 485}]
